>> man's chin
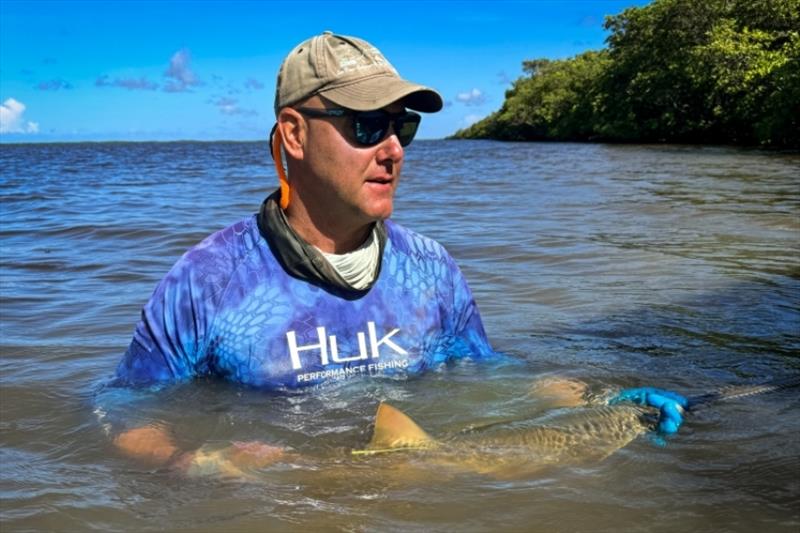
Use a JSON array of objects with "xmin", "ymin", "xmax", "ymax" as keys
[{"xmin": 362, "ymin": 203, "xmax": 393, "ymax": 222}]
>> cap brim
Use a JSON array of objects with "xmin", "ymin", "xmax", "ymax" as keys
[{"xmin": 319, "ymin": 74, "xmax": 443, "ymax": 113}]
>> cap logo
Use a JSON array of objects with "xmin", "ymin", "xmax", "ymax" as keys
[{"xmin": 335, "ymin": 45, "xmax": 397, "ymax": 76}]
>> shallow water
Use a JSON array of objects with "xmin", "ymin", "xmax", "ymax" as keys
[{"xmin": 1, "ymin": 140, "xmax": 799, "ymax": 532}]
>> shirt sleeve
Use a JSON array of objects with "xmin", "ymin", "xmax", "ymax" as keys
[
  {"xmin": 445, "ymin": 257, "xmax": 495, "ymax": 360},
  {"xmin": 115, "ymin": 252, "xmax": 217, "ymax": 386}
]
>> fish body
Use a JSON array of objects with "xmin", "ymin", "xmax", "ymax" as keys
[
  {"xmin": 178, "ymin": 377, "xmax": 799, "ymax": 481},
  {"xmin": 354, "ymin": 402, "xmax": 656, "ymax": 478}
]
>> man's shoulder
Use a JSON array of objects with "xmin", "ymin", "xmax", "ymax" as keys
[
  {"xmin": 169, "ymin": 214, "xmax": 263, "ymax": 281},
  {"xmin": 187, "ymin": 215, "xmax": 260, "ymax": 258},
  {"xmin": 384, "ymin": 220, "xmax": 453, "ymax": 264}
]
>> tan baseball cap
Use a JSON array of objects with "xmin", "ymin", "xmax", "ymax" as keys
[{"xmin": 274, "ymin": 31, "xmax": 443, "ymax": 115}]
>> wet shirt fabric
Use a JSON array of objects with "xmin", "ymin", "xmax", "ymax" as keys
[{"xmin": 115, "ymin": 207, "xmax": 494, "ymax": 390}]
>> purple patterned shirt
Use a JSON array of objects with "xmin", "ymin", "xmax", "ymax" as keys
[{"xmin": 116, "ymin": 215, "xmax": 494, "ymax": 389}]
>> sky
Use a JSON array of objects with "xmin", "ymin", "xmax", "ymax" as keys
[{"xmin": 0, "ymin": 0, "xmax": 648, "ymax": 142}]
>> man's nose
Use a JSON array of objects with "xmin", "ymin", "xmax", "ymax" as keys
[{"xmin": 376, "ymin": 130, "xmax": 404, "ymax": 162}]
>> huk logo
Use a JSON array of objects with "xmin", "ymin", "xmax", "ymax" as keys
[{"xmin": 286, "ymin": 321, "xmax": 407, "ymax": 370}]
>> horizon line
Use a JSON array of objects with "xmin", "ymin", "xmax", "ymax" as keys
[{"xmin": 0, "ymin": 137, "xmax": 459, "ymax": 146}]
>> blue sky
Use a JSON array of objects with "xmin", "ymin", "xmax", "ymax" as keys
[{"xmin": 0, "ymin": 0, "xmax": 647, "ymax": 142}]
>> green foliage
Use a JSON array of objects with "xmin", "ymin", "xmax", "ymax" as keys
[
  {"xmin": 453, "ymin": 0, "xmax": 800, "ymax": 148},
  {"xmin": 455, "ymin": 51, "xmax": 609, "ymax": 141},
  {"xmin": 691, "ymin": 19, "xmax": 798, "ymax": 143}
]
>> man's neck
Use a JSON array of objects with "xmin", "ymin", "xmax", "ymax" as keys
[{"xmin": 284, "ymin": 204, "xmax": 373, "ymax": 254}]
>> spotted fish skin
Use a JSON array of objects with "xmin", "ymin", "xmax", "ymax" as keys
[{"xmin": 358, "ymin": 403, "xmax": 655, "ymax": 479}]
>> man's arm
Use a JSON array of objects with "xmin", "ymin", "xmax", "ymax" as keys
[
  {"xmin": 113, "ymin": 425, "xmax": 180, "ymax": 465},
  {"xmin": 112, "ymin": 424, "xmax": 287, "ymax": 477},
  {"xmin": 446, "ymin": 257, "xmax": 496, "ymax": 360},
  {"xmin": 110, "ymin": 252, "xmax": 217, "ymax": 468},
  {"xmin": 116, "ymin": 248, "xmax": 217, "ymax": 386}
]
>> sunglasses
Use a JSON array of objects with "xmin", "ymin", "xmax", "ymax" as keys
[{"xmin": 296, "ymin": 107, "xmax": 422, "ymax": 147}]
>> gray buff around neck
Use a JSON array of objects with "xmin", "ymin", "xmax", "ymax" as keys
[{"xmin": 256, "ymin": 190, "xmax": 387, "ymax": 296}]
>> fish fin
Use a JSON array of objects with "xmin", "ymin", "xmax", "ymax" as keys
[{"xmin": 367, "ymin": 402, "xmax": 435, "ymax": 450}]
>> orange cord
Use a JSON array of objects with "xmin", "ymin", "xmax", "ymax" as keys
[{"xmin": 271, "ymin": 127, "xmax": 291, "ymax": 209}]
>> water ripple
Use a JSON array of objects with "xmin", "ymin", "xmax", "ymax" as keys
[{"xmin": 1, "ymin": 141, "xmax": 798, "ymax": 531}]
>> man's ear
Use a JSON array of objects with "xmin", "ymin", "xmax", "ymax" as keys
[{"xmin": 277, "ymin": 108, "xmax": 305, "ymax": 160}]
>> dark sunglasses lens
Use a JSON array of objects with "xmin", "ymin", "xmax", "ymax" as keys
[
  {"xmin": 395, "ymin": 113, "xmax": 420, "ymax": 146},
  {"xmin": 354, "ymin": 115, "xmax": 389, "ymax": 146},
  {"xmin": 353, "ymin": 111, "xmax": 421, "ymax": 147}
]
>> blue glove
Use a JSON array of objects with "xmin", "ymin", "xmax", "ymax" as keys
[{"xmin": 609, "ymin": 387, "xmax": 689, "ymax": 435}]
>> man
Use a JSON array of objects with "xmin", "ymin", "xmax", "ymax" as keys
[
  {"xmin": 111, "ymin": 32, "xmax": 496, "ymax": 470},
  {"xmin": 110, "ymin": 32, "xmax": 687, "ymax": 473}
]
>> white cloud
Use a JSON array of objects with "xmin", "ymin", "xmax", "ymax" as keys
[
  {"xmin": 461, "ymin": 114, "xmax": 484, "ymax": 128},
  {"xmin": 0, "ymin": 98, "xmax": 39, "ymax": 134},
  {"xmin": 36, "ymin": 78, "xmax": 73, "ymax": 91},
  {"xmin": 163, "ymin": 48, "xmax": 201, "ymax": 93},
  {"xmin": 211, "ymin": 96, "xmax": 257, "ymax": 117},
  {"xmin": 456, "ymin": 88, "xmax": 486, "ymax": 106},
  {"xmin": 96, "ymin": 75, "xmax": 158, "ymax": 91},
  {"xmin": 244, "ymin": 78, "xmax": 264, "ymax": 90},
  {"xmin": 216, "ymin": 96, "xmax": 240, "ymax": 115}
]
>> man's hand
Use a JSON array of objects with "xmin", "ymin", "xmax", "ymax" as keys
[
  {"xmin": 180, "ymin": 441, "xmax": 288, "ymax": 478},
  {"xmin": 610, "ymin": 387, "xmax": 689, "ymax": 434},
  {"xmin": 225, "ymin": 441, "xmax": 287, "ymax": 469},
  {"xmin": 114, "ymin": 425, "xmax": 287, "ymax": 478},
  {"xmin": 113, "ymin": 425, "xmax": 179, "ymax": 465},
  {"xmin": 529, "ymin": 377, "xmax": 588, "ymax": 408}
]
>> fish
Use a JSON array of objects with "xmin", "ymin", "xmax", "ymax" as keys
[
  {"xmin": 348, "ymin": 376, "xmax": 800, "ymax": 479},
  {"xmin": 182, "ymin": 377, "xmax": 800, "ymax": 481},
  {"xmin": 350, "ymin": 401, "xmax": 658, "ymax": 479},
  {"xmin": 174, "ymin": 400, "xmax": 657, "ymax": 482}
]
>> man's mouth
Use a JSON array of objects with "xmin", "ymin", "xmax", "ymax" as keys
[{"xmin": 366, "ymin": 176, "xmax": 393, "ymax": 185}]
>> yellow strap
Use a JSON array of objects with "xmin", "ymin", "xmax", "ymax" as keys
[{"xmin": 351, "ymin": 446, "xmax": 428, "ymax": 456}]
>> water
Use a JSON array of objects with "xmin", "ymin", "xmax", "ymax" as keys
[{"xmin": 1, "ymin": 140, "xmax": 798, "ymax": 532}]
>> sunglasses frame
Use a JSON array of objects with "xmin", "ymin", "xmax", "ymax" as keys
[{"xmin": 295, "ymin": 107, "xmax": 421, "ymax": 147}]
